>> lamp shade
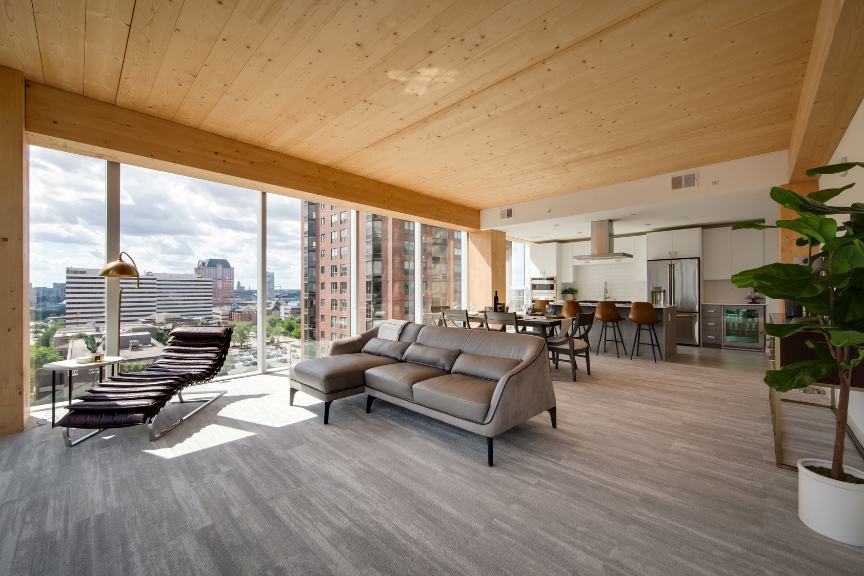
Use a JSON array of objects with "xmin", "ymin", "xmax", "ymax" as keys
[{"xmin": 99, "ymin": 259, "xmax": 138, "ymax": 278}]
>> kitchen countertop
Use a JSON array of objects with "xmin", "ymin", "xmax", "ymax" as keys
[{"xmin": 574, "ymin": 301, "xmax": 676, "ymax": 308}]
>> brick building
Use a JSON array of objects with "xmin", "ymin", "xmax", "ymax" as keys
[
  {"xmin": 195, "ymin": 258, "xmax": 234, "ymax": 305},
  {"xmin": 301, "ymin": 202, "xmax": 463, "ymax": 359}
]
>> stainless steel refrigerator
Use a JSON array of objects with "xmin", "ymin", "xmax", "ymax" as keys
[{"xmin": 647, "ymin": 257, "xmax": 700, "ymax": 346}]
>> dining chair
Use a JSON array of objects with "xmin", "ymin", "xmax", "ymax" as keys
[
  {"xmin": 483, "ymin": 311, "xmax": 520, "ymax": 333},
  {"xmin": 430, "ymin": 305, "xmax": 450, "ymax": 326},
  {"xmin": 441, "ymin": 309, "xmax": 473, "ymax": 329},
  {"xmin": 547, "ymin": 313, "xmax": 594, "ymax": 381}
]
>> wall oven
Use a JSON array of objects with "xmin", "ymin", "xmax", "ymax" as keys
[
  {"xmin": 721, "ymin": 305, "xmax": 765, "ymax": 351},
  {"xmin": 530, "ymin": 277, "xmax": 557, "ymax": 302}
]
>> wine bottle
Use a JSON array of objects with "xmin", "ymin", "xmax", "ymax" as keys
[{"xmin": 493, "ymin": 290, "xmax": 499, "ymax": 311}]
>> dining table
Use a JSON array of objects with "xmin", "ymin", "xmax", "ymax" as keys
[{"xmin": 467, "ymin": 314, "xmax": 564, "ymax": 339}]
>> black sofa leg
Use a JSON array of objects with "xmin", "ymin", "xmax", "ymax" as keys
[
  {"xmin": 323, "ymin": 401, "xmax": 332, "ymax": 425},
  {"xmin": 289, "ymin": 388, "xmax": 296, "ymax": 406},
  {"xmin": 487, "ymin": 437, "xmax": 494, "ymax": 467},
  {"xmin": 548, "ymin": 406, "xmax": 557, "ymax": 428},
  {"xmin": 366, "ymin": 395, "xmax": 375, "ymax": 413}
]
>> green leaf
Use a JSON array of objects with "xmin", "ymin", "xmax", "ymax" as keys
[
  {"xmin": 828, "ymin": 243, "xmax": 864, "ymax": 275},
  {"xmin": 829, "ymin": 330, "xmax": 864, "ymax": 348},
  {"xmin": 830, "ymin": 288, "xmax": 864, "ymax": 323},
  {"xmin": 731, "ymin": 263, "xmax": 812, "ymax": 288},
  {"xmin": 808, "ymin": 183, "xmax": 856, "ymax": 203},
  {"xmin": 806, "ymin": 162, "xmax": 864, "ymax": 177},
  {"xmin": 764, "ymin": 323, "xmax": 808, "ymax": 338},
  {"xmin": 770, "ymin": 274, "xmax": 849, "ymax": 298},
  {"xmin": 806, "ymin": 339, "xmax": 835, "ymax": 360},
  {"xmin": 821, "ymin": 233, "xmax": 864, "ymax": 251},
  {"xmin": 770, "ymin": 187, "xmax": 864, "ymax": 216},
  {"xmin": 732, "ymin": 222, "xmax": 776, "ymax": 231},
  {"xmin": 844, "ymin": 348, "xmax": 864, "ymax": 369},
  {"xmin": 764, "ymin": 359, "xmax": 838, "ymax": 392},
  {"xmin": 776, "ymin": 217, "xmax": 837, "ymax": 243}
]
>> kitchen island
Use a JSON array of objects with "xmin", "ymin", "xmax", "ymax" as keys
[{"xmin": 575, "ymin": 302, "xmax": 678, "ymax": 361}]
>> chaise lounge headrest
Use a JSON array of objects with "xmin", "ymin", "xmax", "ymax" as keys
[{"xmin": 169, "ymin": 326, "xmax": 232, "ymax": 339}]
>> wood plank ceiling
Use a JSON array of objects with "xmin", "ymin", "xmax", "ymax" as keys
[{"xmin": 1, "ymin": 0, "xmax": 820, "ymax": 210}]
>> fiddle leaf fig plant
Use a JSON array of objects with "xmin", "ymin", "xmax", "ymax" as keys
[{"xmin": 731, "ymin": 162, "xmax": 864, "ymax": 482}]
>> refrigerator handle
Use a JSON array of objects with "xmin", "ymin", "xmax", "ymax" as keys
[{"xmin": 668, "ymin": 263, "xmax": 674, "ymax": 306}]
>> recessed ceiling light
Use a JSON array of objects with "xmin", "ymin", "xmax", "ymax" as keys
[{"xmin": 553, "ymin": 224, "xmax": 559, "ymax": 227}]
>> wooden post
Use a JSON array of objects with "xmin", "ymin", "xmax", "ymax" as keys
[
  {"xmin": 468, "ymin": 230, "xmax": 506, "ymax": 310},
  {"xmin": 778, "ymin": 181, "xmax": 820, "ymax": 264},
  {"xmin": 0, "ymin": 66, "xmax": 29, "ymax": 436}
]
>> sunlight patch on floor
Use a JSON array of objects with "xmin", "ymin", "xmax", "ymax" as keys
[
  {"xmin": 143, "ymin": 424, "xmax": 255, "ymax": 459},
  {"xmin": 217, "ymin": 395, "xmax": 316, "ymax": 427}
]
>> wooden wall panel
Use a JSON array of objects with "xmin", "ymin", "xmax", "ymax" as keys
[
  {"xmin": 25, "ymin": 81, "xmax": 480, "ymax": 230},
  {"xmin": 32, "ymin": 0, "xmax": 86, "ymax": 93},
  {"xmin": 0, "ymin": 66, "xmax": 29, "ymax": 436},
  {"xmin": 0, "ymin": 0, "xmax": 44, "ymax": 82},
  {"xmin": 468, "ymin": 230, "xmax": 506, "ymax": 309},
  {"xmin": 83, "ymin": 0, "xmax": 135, "ymax": 103}
]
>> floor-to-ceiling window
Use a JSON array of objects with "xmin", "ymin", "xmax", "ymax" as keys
[
  {"xmin": 266, "ymin": 195, "xmax": 302, "ymax": 366},
  {"xmin": 420, "ymin": 225, "xmax": 466, "ymax": 325},
  {"xmin": 362, "ymin": 214, "xmax": 417, "ymax": 330},
  {"xmin": 28, "ymin": 148, "xmax": 106, "ymax": 406},
  {"xmin": 119, "ymin": 165, "xmax": 260, "ymax": 376},
  {"xmin": 507, "ymin": 240, "xmax": 530, "ymax": 313}
]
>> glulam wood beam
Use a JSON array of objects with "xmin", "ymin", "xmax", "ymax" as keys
[
  {"xmin": 0, "ymin": 66, "xmax": 29, "ymax": 436},
  {"xmin": 789, "ymin": 0, "xmax": 864, "ymax": 183},
  {"xmin": 468, "ymin": 230, "xmax": 506, "ymax": 311},
  {"xmin": 23, "ymin": 81, "xmax": 480, "ymax": 230}
]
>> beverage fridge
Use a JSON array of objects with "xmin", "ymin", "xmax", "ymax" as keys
[{"xmin": 647, "ymin": 257, "xmax": 700, "ymax": 346}]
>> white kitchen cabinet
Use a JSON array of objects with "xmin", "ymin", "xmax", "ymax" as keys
[
  {"xmin": 571, "ymin": 241, "xmax": 591, "ymax": 266},
  {"xmin": 646, "ymin": 228, "xmax": 702, "ymax": 259},
  {"xmin": 672, "ymin": 228, "xmax": 701, "ymax": 258},
  {"xmin": 731, "ymin": 228, "xmax": 764, "ymax": 275},
  {"xmin": 558, "ymin": 243, "xmax": 573, "ymax": 282},
  {"xmin": 529, "ymin": 242, "xmax": 560, "ymax": 278},
  {"xmin": 646, "ymin": 231, "xmax": 673, "ymax": 259},
  {"xmin": 702, "ymin": 227, "xmax": 732, "ymax": 280},
  {"xmin": 613, "ymin": 236, "xmax": 635, "ymax": 256},
  {"xmin": 634, "ymin": 235, "xmax": 647, "ymax": 281}
]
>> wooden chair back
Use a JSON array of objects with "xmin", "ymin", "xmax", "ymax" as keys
[
  {"xmin": 442, "ymin": 309, "xmax": 471, "ymax": 329},
  {"xmin": 484, "ymin": 311, "xmax": 519, "ymax": 332}
]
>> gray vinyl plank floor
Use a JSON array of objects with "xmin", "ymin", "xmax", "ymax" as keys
[{"xmin": 2, "ymin": 347, "xmax": 863, "ymax": 575}]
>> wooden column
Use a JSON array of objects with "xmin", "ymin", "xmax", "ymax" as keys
[
  {"xmin": 468, "ymin": 230, "xmax": 506, "ymax": 310},
  {"xmin": 0, "ymin": 66, "xmax": 29, "ymax": 436}
]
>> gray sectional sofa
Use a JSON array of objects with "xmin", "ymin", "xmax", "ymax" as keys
[{"xmin": 288, "ymin": 323, "xmax": 557, "ymax": 465}]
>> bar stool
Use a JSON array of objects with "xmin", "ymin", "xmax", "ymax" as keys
[
  {"xmin": 629, "ymin": 302, "xmax": 663, "ymax": 362},
  {"xmin": 594, "ymin": 301, "xmax": 628, "ymax": 358}
]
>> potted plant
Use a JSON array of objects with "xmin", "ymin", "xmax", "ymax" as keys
[
  {"xmin": 83, "ymin": 334, "xmax": 104, "ymax": 362},
  {"xmin": 731, "ymin": 160, "xmax": 864, "ymax": 546},
  {"xmin": 561, "ymin": 287, "xmax": 578, "ymax": 301}
]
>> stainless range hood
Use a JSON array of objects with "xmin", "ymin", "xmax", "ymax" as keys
[{"xmin": 573, "ymin": 220, "xmax": 633, "ymax": 261}]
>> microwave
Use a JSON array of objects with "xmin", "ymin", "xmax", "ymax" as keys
[{"xmin": 531, "ymin": 277, "xmax": 557, "ymax": 301}]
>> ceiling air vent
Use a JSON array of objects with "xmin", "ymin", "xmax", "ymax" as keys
[
  {"xmin": 671, "ymin": 171, "xmax": 697, "ymax": 191},
  {"xmin": 500, "ymin": 207, "xmax": 513, "ymax": 219}
]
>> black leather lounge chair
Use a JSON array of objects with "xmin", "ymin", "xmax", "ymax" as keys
[{"xmin": 56, "ymin": 326, "xmax": 233, "ymax": 447}]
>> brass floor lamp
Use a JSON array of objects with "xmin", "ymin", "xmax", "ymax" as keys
[{"xmin": 99, "ymin": 251, "xmax": 139, "ymax": 354}]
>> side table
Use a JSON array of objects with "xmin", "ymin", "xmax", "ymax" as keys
[{"xmin": 41, "ymin": 357, "xmax": 124, "ymax": 426}]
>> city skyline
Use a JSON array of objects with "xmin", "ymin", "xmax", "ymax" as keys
[{"xmin": 29, "ymin": 147, "xmax": 302, "ymax": 291}]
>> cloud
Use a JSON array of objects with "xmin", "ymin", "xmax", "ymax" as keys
[{"xmin": 28, "ymin": 147, "xmax": 303, "ymax": 290}]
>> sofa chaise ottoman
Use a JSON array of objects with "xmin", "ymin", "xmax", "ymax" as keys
[{"xmin": 288, "ymin": 323, "xmax": 556, "ymax": 465}]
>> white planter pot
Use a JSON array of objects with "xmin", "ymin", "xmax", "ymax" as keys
[
  {"xmin": 562, "ymin": 294, "xmax": 575, "ymax": 301},
  {"xmin": 798, "ymin": 458, "xmax": 864, "ymax": 546}
]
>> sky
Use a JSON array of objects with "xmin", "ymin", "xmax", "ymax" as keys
[{"xmin": 29, "ymin": 146, "xmax": 302, "ymax": 290}]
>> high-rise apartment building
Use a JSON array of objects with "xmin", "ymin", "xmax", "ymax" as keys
[
  {"xmin": 65, "ymin": 268, "xmax": 212, "ymax": 327},
  {"xmin": 300, "ymin": 203, "xmax": 464, "ymax": 359},
  {"xmin": 266, "ymin": 271, "xmax": 275, "ymax": 300},
  {"xmin": 195, "ymin": 259, "xmax": 234, "ymax": 304}
]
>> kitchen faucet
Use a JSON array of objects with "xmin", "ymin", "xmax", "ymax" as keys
[{"xmin": 604, "ymin": 281, "xmax": 608, "ymax": 300}]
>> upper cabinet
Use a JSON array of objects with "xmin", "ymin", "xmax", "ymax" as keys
[
  {"xmin": 558, "ymin": 243, "xmax": 573, "ymax": 282},
  {"xmin": 529, "ymin": 242, "xmax": 560, "ymax": 278},
  {"xmin": 701, "ymin": 226, "xmax": 764, "ymax": 280},
  {"xmin": 634, "ymin": 235, "xmax": 647, "ymax": 281},
  {"xmin": 571, "ymin": 241, "xmax": 591, "ymax": 266},
  {"xmin": 646, "ymin": 228, "xmax": 702, "ymax": 259}
]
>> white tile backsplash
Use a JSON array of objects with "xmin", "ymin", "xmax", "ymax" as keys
[{"xmin": 569, "ymin": 263, "xmax": 647, "ymax": 302}]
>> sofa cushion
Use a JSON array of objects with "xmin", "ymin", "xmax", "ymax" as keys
[
  {"xmin": 415, "ymin": 325, "xmax": 472, "ymax": 351},
  {"xmin": 413, "ymin": 374, "xmax": 498, "ymax": 422},
  {"xmin": 399, "ymin": 322, "xmax": 424, "ymax": 342},
  {"xmin": 451, "ymin": 353, "xmax": 521, "ymax": 382},
  {"xmin": 402, "ymin": 343, "xmax": 460, "ymax": 371},
  {"xmin": 365, "ymin": 363, "xmax": 449, "ymax": 401},
  {"xmin": 361, "ymin": 338, "xmax": 412, "ymax": 360},
  {"xmin": 290, "ymin": 353, "xmax": 398, "ymax": 394}
]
